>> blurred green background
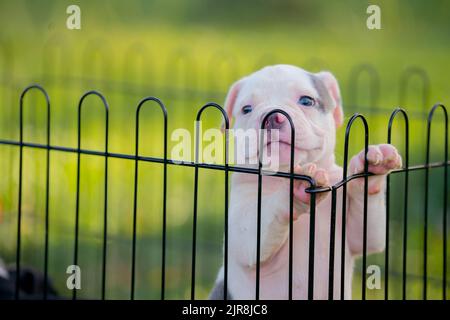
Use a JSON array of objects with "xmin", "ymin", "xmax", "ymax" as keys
[{"xmin": 0, "ymin": 0, "xmax": 449, "ymax": 299}]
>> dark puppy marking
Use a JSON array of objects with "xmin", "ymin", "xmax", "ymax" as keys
[
  {"xmin": 308, "ymin": 73, "xmax": 334, "ymax": 112},
  {"xmin": 208, "ymin": 279, "xmax": 233, "ymax": 300}
]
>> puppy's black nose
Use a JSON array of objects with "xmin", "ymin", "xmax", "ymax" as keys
[{"xmin": 264, "ymin": 113, "xmax": 286, "ymax": 130}]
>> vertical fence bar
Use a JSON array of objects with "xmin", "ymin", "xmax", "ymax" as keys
[
  {"xmin": 43, "ymin": 90, "xmax": 51, "ymax": 301},
  {"xmin": 15, "ymin": 85, "xmax": 51, "ymax": 300},
  {"xmin": 361, "ymin": 123, "xmax": 369, "ymax": 301},
  {"xmin": 73, "ymin": 91, "xmax": 109, "ymax": 300},
  {"xmin": 424, "ymin": 104, "xmax": 448, "ymax": 300},
  {"xmin": 385, "ymin": 154, "xmax": 390, "ymax": 300},
  {"xmin": 386, "ymin": 108, "xmax": 409, "ymax": 300},
  {"xmin": 288, "ymin": 136, "xmax": 294, "ymax": 301},
  {"xmin": 191, "ymin": 118, "xmax": 199, "ymax": 300},
  {"xmin": 286, "ymin": 114, "xmax": 295, "ymax": 301},
  {"xmin": 131, "ymin": 108, "xmax": 139, "ymax": 300},
  {"xmin": 308, "ymin": 192, "xmax": 316, "ymax": 300},
  {"xmin": 340, "ymin": 154, "xmax": 348, "ymax": 300},
  {"xmin": 191, "ymin": 103, "xmax": 228, "ymax": 300},
  {"xmin": 222, "ymin": 112, "xmax": 230, "ymax": 301},
  {"xmin": 161, "ymin": 104, "xmax": 168, "ymax": 301},
  {"xmin": 424, "ymin": 111, "xmax": 430, "ymax": 300},
  {"xmin": 73, "ymin": 105, "xmax": 81, "ymax": 300},
  {"xmin": 131, "ymin": 97, "xmax": 167, "ymax": 300},
  {"xmin": 443, "ymin": 108, "xmax": 448, "ymax": 301},
  {"xmin": 328, "ymin": 188, "xmax": 337, "ymax": 300},
  {"xmin": 255, "ymin": 154, "xmax": 262, "ymax": 300},
  {"xmin": 102, "ymin": 102, "xmax": 109, "ymax": 301},
  {"xmin": 256, "ymin": 130, "xmax": 263, "ymax": 300}
]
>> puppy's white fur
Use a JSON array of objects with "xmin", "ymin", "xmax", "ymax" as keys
[{"xmin": 210, "ymin": 65, "xmax": 401, "ymax": 300}]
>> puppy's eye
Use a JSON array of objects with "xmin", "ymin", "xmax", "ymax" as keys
[
  {"xmin": 242, "ymin": 105, "xmax": 253, "ymax": 114},
  {"xmin": 298, "ymin": 96, "xmax": 315, "ymax": 107}
]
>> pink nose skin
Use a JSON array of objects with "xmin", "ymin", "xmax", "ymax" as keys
[{"xmin": 264, "ymin": 113, "xmax": 286, "ymax": 130}]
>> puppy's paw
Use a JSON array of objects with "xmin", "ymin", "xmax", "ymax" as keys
[
  {"xmin": 349, "ymin": 144, "xmax": 402, "ymax": 194},
  {"xmin": 290, "ymin": 163, "xmax": 329, "ymax": 218}
]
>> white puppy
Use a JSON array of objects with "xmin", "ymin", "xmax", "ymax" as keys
[{"xmin": 209, "ymin": 64, "xmax": 401, "ymax": 300}]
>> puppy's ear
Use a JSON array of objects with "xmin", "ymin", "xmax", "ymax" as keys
[
  {"xmin": 316, "ymin": 71, "xmax": 344, "ymax": 128},
  {"xmin": 222, "ymin": 78, "xmax": 244, "ymax": 131}
]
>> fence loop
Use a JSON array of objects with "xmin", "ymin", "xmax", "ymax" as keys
[
  {"xmin": 19, "ymin": 84, "xmax": 51, "ymax": 142},
  {"xmin": 342, "ymin": 114, "xmax": 370, "ymax": 177},
  {"xmin": 388, "ymin": 107, "xmax": 409, "ymax": 146},
  {"xmin": 196, "ymin": 103, "xmax": 229, "ymax": 123},
  {"xmin": 194, "ymin": 102, "xmax": 230, "ymax": 164},
  {"xmin": 427, "ymin": 103, "xmax": 448, "ymax": 129},
  {"xmin": 136, "ymin": 96, "xmax": 168, "ymax": 136},
  {"xmin": 77, "ymin": 90, "xmax": 109, "ymax": 145}
]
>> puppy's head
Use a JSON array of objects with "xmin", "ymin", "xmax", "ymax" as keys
[{"xmin": 224, "ymin": 64, "xmax": 343, "ymax": 168}]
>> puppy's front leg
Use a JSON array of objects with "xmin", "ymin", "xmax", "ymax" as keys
[
  {"xmin": 229, "ymin": 164, "xmax": 329, "ymax": 268},
  {"xmin": 228, "ymin": 179, "xmax": 291, "ymax": 268},
  {"xmin": 346, "ymin": 144, "xmax": 402, "ymax": 255}
]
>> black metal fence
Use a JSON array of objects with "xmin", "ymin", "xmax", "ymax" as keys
[{"xmin": 0, "ymin": 81, "xmax": 447, "ymax": 300}]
